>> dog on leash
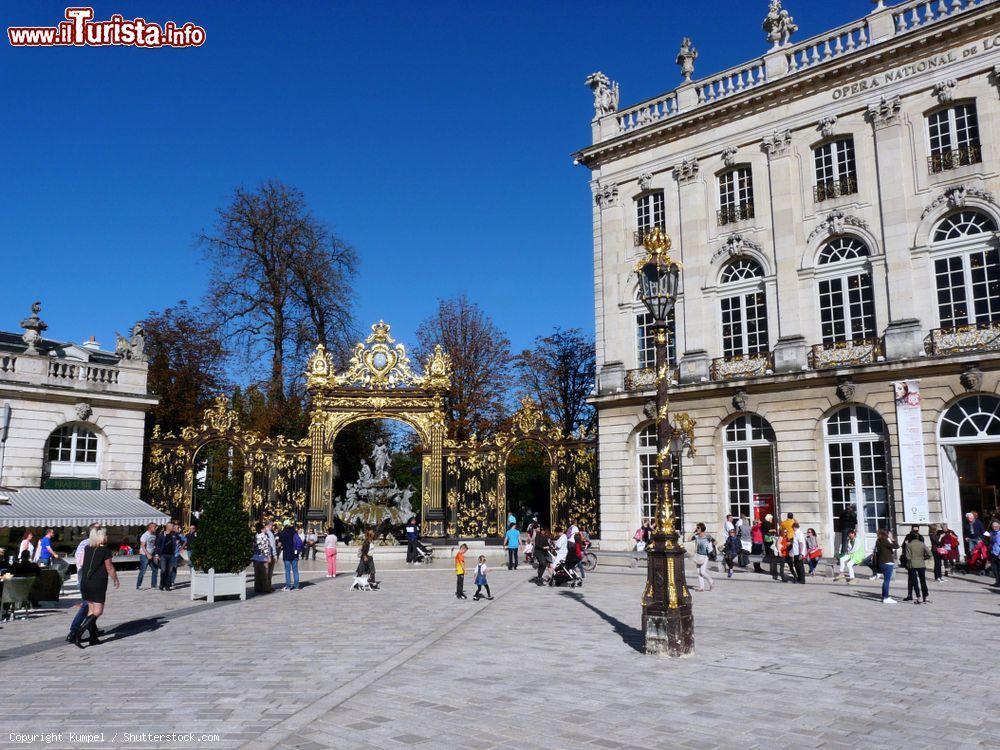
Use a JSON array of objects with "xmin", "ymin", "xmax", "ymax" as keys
[{"xmin": 349, "ymin": 576, "xmax": 372, "ymax": 591}]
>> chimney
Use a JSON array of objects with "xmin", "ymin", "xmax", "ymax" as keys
[{"xmin": 82, "ymin": 336, "xmax": 101, "ymax": 351}]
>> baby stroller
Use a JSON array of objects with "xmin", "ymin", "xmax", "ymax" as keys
[
  {"xmin": 413, "ymin": 540, "xmax": 434, "ymax": 564},
  {"xmin": 966, "ymin": 539, "xmax": 989, "ymax": 574},
  {"xmin": 548, "ymin": 559, "xmax": 582, "ymax": 588}
]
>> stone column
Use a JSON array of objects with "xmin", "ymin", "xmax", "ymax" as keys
[
  {"xmin": 868, "ymin": 95, "xmax": 924, "ymax": 359},
  {"xmin": 673, "ymin": 157, "xmax": 712, "ymax": 382},
  {"xmin": 763, "ymin": 129, "xmax": 809, "ymax": 372}
]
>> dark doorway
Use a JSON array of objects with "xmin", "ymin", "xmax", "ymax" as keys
[{"xmin": 505, "ymin": 440, "xmax": 550, "ymax": 530}]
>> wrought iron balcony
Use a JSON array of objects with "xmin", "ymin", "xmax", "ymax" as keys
[
  {"xmin": 633, "ymin": 224, "xmax": 667, "ymax": 247},
  {"xmin": 809, "ymin": 338, "xmax": 884, "ymax": 369},
  {"xmin": 717, "ymin": 202, "xmax": 754, "ymax": 226},
  {"xmin": 926, "ymin": 322, "xmax": 1000, "ymax": 356},
  {"xmin": 928, "ymin": 144, "xmax": 982, "ymax": 174},
  {"xmin": 710, "ymin": 352, "xmax": 773, "ymax": 381},
  {"xmin": 625, "ymin": 367, "xmax": 678, "ymax": 391},
  {"xmin": 813, "ymin": 175, "xmax": 858, "ymax": 202}
]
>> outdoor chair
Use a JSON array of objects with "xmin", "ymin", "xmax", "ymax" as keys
[
  {"xmin": 1, "ymin": 577, "xmax": 36, "ymax": 621},
  {"xmin": 49, "ymin": 558, "xmax": 71, "ymax": 595}
]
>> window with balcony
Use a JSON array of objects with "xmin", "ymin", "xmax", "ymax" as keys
[
  {"xmin": 718, "ymin": 167, "xmax": 754, "ymax": 225},
  {"xmin": 816, "ymin": 237, "xmax": 877, "ymax": 346},
  {"xmin": 719, "ymin": 258, "xmax": 768, "ymax": 358},
  {"xmin": 814, "ymin": 138, "xmax": 858, "ymax": 201},
  {"xmin": 636, "ymin": 309, "xmax": 676, "ymax": 370},
  {"xmin": 927, "ymin": 102, "xmax": 981, "ymax": 173},
  {"xmin": 45, "ymin": 423, "xmax": 99, "ymax": 481},
  {"xmin": 634, "ymin": 191, "xmax": 665, "ymax": 246}
]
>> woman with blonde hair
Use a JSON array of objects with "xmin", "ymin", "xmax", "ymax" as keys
[{"xmin": 72, "ymin": 525, "xmax": 120, "ymax": 648}]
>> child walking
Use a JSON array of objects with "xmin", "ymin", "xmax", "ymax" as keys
[
  {"xmin": 455, "ymin": 543, "xmax": 468, "ymax": 600},
  {"xmin": 473, "ymin": 555, "xmax": 493, "ymax": 600}
]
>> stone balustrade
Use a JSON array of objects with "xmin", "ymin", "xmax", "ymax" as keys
[
  {"xmin": 616, "ymin": 93, "xmax": 678, "ymax": 135},
  {"xmin": 785, "ymin": 18, "xmax": 870, "ymax": 73},
  {"xmin": 590, "ymin": 0, "xmax": 996, "ymax": 145},
  {"xmin": 893, "ymin": 0, "xmax": 984, "ymax": 33},
  {"xmin": 696, "ymin": 59, "xmax": 767, "ymax": 104},
  {"xmin": 44, "ymin": 359, "xmax": 120, "ymax": 386}
]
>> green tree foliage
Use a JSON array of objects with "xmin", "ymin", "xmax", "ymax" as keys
[
  {"xmin": 190, "ymin": 482, "xmax": 254, "ymax": 574},
  {"xmin": 515, "ymin": 327, "xmax": 596, "ymax": 438}
]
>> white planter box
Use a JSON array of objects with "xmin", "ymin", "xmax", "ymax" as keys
[{"xmin": 190, "ymin": 568, "xmax": 247, "ymax": 602}]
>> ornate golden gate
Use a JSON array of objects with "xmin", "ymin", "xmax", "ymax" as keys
[
  {"xmin": 303, "ymin": 321, "xmax": 452, "ymax": 535},
  {"xmin": 145, "ymin": 322, "xmax": 599, "ymax": 537}
]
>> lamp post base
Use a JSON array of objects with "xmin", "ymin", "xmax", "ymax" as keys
[{"xmin": 642, "ymin": 610, "xmax": 695, "ymax": 657}]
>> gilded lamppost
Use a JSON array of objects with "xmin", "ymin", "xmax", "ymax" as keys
[{"xmin": 636, "ymin": 226, "xmax": 694, "ymax": 657}]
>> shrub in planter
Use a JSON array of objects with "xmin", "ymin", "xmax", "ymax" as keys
[{"xmin": 190, "ymin": 483, "xmax": 253, "ymax": 574}]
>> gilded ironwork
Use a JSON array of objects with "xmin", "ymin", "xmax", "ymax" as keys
[
  {"xmin": 710, "ymin": 352, "xmax": 773, "ymax": 381},
  {"xmin": 145, "ymin": 396, "xmax": 311, "ymax": 523},
  {"xmin": 443, "ymin": 397, "xmax": 598, "ymax": 537},
  {"xmin": 927, "ymin": 324, "xmax": 1000, "ymax": 356},
  {"xmin": 809, "ymin": 338, "xmax": 883, "ymax": 369}
]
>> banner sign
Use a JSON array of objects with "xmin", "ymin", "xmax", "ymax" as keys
[{"xmin": 893, "ymin": 380, "xmax": 929, "ymax": 524}]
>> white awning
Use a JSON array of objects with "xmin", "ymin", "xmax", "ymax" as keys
[{"xmin": 0, "ymin": 489, "xmax": 169, "ymax": 528}]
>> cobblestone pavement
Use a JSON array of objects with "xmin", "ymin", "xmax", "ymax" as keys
[{"xmin": 0, "ymin": 557, "xmax": 995, "ymax": 750}]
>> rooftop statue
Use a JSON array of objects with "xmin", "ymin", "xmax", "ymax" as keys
[{"xmin": 763, "ymin": 0, "xmax": 798, "ymax": 49}]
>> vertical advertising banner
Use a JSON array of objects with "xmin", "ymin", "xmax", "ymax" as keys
[{"xmin": 893, "ymin": 380, "xmax": 929, "ymax": 524}]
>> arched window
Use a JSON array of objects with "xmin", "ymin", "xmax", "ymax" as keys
[
  {"xmin": 723, "ymin": 414, "xmax": 776, "ymax": 519},
  {"xmin": 637, "ymin": 424, "xmax": 682, "ymax": 528},
  {"xmin": 45, "ymin": 424, "xmax": 99, "ymax": 479},
  {"xmin": 939, "ymin": 395, "xmax": 1000, "ymax": 440},
  {"xmin": 824, "ymin": 406, "xmax": 890, "ymax": 541},
  {"xmin": 931, "ymin": 210, "xmax": 1000, "ymax": 330},
  {"xmin": 816, "ymin": 237, "xmax": 877, "ymax": 345},
  {"xmin": 719, "ymin": 258, "xmax": 768, "ymax": 358}
]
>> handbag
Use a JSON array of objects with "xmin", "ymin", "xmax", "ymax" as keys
[{"xmin": 807, "ymin": 547, "xmax": 823, "ymax": 560}]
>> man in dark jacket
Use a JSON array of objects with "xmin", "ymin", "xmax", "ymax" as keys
[
  {"xmin": 533, "ymin": 528, "xmax": 551, "ymax": 586},
  {"xmin": 155, "ymin": 522, "xmax": 179, "ymax": 591},
  {"xmin": 277, "ymin": 520, "xmax": 301, "ymax": 590}
]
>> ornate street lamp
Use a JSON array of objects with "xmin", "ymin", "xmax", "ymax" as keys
[{"xmin": 635, "ymin": 226, "xmax": 694, "ymax": 657}]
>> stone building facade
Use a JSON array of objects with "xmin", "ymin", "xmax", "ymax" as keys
[
  {"xmin": 574, "ymin": 0, "xmax": 1000, "ymax": 551},
  {"xmin": 0, "ymin": 303, "xmax": 158, "ymax": 492}
]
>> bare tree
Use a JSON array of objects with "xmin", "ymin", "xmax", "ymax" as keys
[
  {"xmin": 515, "ymin": 327, "xmax": 596, "ymax": 438},
  {"xmin": 200, "ymin": 180, "xmax": 357, "ymax": 433},
  {"xmin": 415, "ymin": 295, "xmax": 513, "ymax": 441}
]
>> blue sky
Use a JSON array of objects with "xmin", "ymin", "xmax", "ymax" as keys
[{"xmin": 2, "ymin": 0, "xmax": 876, "ymax": 366}]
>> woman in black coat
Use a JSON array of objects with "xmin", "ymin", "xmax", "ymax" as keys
[{"xmin": 73, "ymin": 526, "xmax": 120, "ymax": 648}]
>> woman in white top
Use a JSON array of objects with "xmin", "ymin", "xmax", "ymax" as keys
[
  {"xmin": 18, "ymin": 531, "xmax": 35, "ymax": 564},
  {"xmin": 553, "ymin": 527, "xmax": 568, "ymax": 565},
  {"xmin": 790, "ymin": 522, "xmax": 807, "ymax": 584}
]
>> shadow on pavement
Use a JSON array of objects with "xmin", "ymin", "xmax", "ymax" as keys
[
  {"xmin": 974, "ymin": 610, "xmax": 1000, "ymax": 617},
  {"xmin": 559, "ymin": 590, "xmax": 643, "ymax": 653},
  {"xmin": 104, "ymin": 616, "xmax": 168, "ymax": 642},
  {"xmin": 829, "ymin": 590, "xmax": 883, "ymax": 603}
]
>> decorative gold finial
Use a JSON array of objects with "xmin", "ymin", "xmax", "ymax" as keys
[{"xmin": 638, "ymin": 226, "xmax": 680, "ymax": 271}]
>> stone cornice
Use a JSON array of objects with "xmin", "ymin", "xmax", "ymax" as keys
[{"xmin": 573, "ymin": 3, "xmax": 998, "ymax": 169}]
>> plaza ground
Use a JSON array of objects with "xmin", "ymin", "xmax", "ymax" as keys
[{"xmin": 0, "ymin": 555, "xmax": 995, "ymax": 750}]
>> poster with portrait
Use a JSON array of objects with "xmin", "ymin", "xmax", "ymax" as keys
[{"xmin": 893, "ymin": 379, "xmax": 929, "ymax": 523}]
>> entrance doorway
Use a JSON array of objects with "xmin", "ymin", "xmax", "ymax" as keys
[
  {"xmin": 504, "ymin": 440, "xmax": 551, "ymax": 530},
  {"xmin": 938, "ymin": 394, "xmax": 1000, "ymax": 556}
]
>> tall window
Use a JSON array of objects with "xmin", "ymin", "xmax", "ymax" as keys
[
  {"xmin": 637, "ymin": 424, "xmax": 682, "ymax": 527},
  {"xmin": 718, "ymin": 167, "xmax": 754, "ymax": 225},
  {"xmin": 927, "ymin": 102, "xmax": 981, "ymax": 173},
  {"xmin": 719, "ymin": 258, "xmax": 768, "ymax": 358},
  {"xmin": 45, "ymin": 424, "xmax": 98, "ymax": 477},
  {"xmin": 825, "ymin": 406, "xmax": 890, "ymax": 536},
  {"xmin": 816, "ymin": 237, "xmax": 877, "ymax": 345},
  {"xmin": 932, "ymin": 211, "xmax": 1000, "ymax": 330},
  {"xmin": 636, "ymin": 309, "xmax": 676, "ymax": 370},
  {"xmin": 635, "ymin": 191, "xmax": 665, "ymax": 245},
  {"xmin": 723, "ymin": 414, "xmax": 776, "ymax": 519},
  {"xmin": 814, "ymin": 138, "xmax": 857, "ymax": 201}
]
